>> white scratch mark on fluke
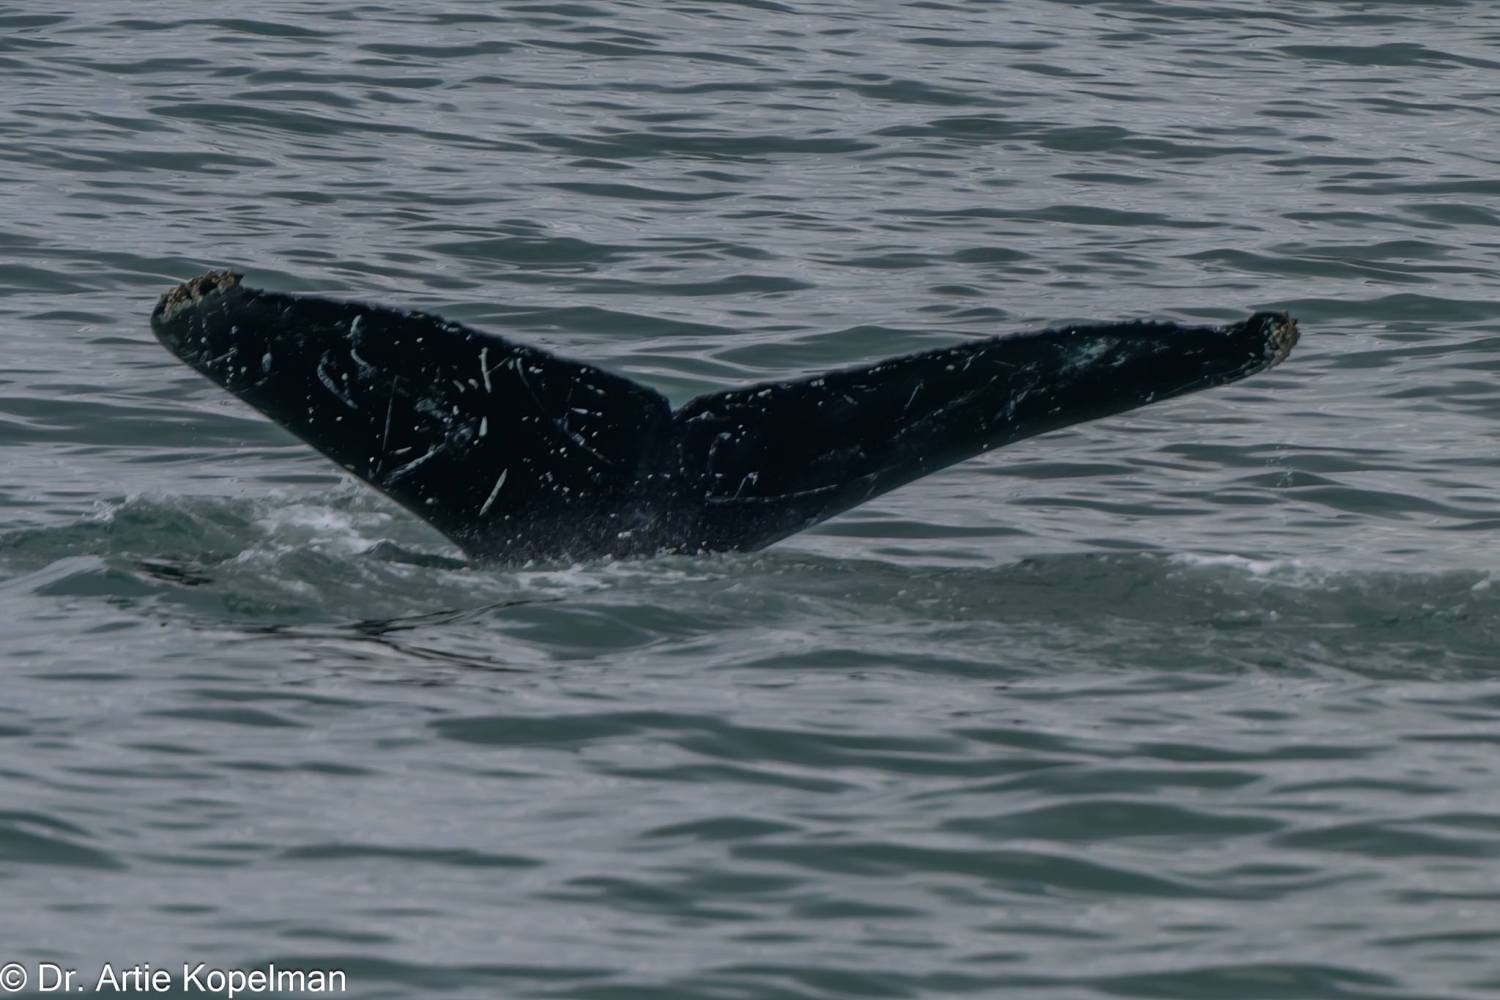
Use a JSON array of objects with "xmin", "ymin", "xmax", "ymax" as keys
[
  {"xmin": 479, "ymin": 468, "xmax": 509, "ymax": 516},
  {"xmin": 387, "ymin": 445, "xmax": 438, "ymax": 482},
  {"xmin": 316, "ymin": 355, "xmax": 359, "ymax": 410}
]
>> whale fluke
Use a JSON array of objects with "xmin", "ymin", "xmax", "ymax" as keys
[{"xmin": 151, "ymin": 271, "xmax": 1297, "ymax": 563}]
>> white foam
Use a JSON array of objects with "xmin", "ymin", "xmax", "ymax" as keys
[{"xmin": 1168, "ymin": 552, "xmax": 1304, "ymax": 578}]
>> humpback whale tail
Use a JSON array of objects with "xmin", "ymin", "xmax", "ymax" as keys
[{"xmin": 151, "ymin": 271, "xmax": 1297, "ymax": 563}]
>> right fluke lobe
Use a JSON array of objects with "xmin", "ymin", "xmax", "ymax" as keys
[{"xmin": 151, "ymin": 271, "xmax": 1298, "ymax": 563}]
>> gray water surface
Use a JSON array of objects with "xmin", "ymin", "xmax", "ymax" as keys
[{"xmin": 3, "ymin": 3, "xmax": 1500, "ymax": 998}]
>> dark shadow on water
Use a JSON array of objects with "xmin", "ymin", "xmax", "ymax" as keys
[{"xmin": 232, "ymin": 595, "xmax": 567, "ymax": 673}]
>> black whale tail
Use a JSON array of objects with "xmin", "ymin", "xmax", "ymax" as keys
[{"xmin": 152, "ymin": 271, "xmax": 1297, "ymax": 563}]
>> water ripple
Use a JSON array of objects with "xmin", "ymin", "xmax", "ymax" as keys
[{"xmin": 5, "ymin": 2, "xmax": 1500, "ymax": 997}]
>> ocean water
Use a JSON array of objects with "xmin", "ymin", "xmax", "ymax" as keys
[{"xmin": 3, "ymin": 2, "xmax": 1500, "ymax": 998}]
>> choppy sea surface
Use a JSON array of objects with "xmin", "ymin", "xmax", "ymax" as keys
[{"xmin": 3, "ymin": 2, "xmax": 1500, "ymax": 998}]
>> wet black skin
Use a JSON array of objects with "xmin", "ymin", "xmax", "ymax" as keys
[{"xmin": 151, "ymin": 271, "xmax": 1298, "ymax": 563}]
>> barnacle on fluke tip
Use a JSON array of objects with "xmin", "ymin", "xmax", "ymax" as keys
[{"xmin": 156, "ymin": 269, "xmax": 242, "ymax": 322}]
